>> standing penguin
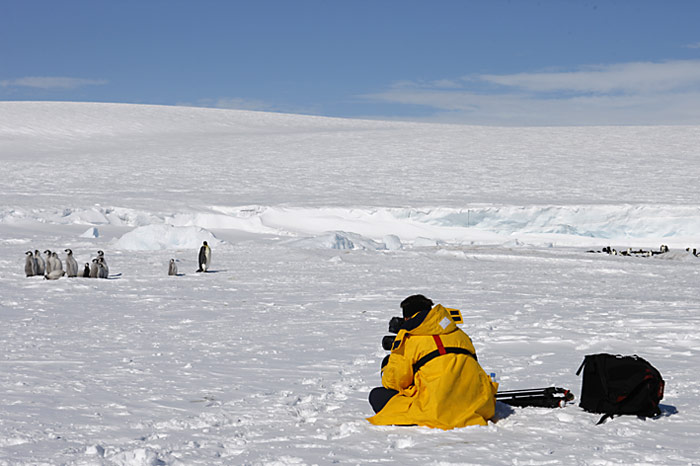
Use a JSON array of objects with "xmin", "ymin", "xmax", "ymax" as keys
[
  {"xmin": 168, "ymin": 258, "xmax": 178, "ymax": 276},
  {"xmin": 97, "ymin": 250, "xmax": 109, "ymax": 276},
  {"xmin": 25, "ymin": 251, "xmax": 36, "ymax": 277},
  {"xmin": 196, "ymin": 241, "xmax": 211, "ymax": 273},
  {"xmin": 97, "ymin": 257, "xmax": 109, "ymax": 279},
  {"xmin": 50, "ymin": 251, "xmax": 63, "ymax": 275},
  {"xmin": 89, "ymin": 258, "xmax": 99, "ymax": 278},
  {"xmin": 44, "ymin": 250, "xmax": 53, "ymax": 275},
  {"xmin": 34, "ymin": 250, "xmax": 45, "ymax": 275},
  {"xmin": 82, "ymin": 263, "xmax": 91, "ymax": 278},
  {"xmin": 64, "ymin": 249, "xmax": 79, "ymax": 277}
]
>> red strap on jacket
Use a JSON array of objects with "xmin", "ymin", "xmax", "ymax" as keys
[{"xmin": 432, "ymin": 335, "xmax": 447, "ymax": 355}]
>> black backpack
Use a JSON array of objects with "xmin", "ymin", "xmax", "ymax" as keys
[{"xmin": 576, "ymin": 353, "xmax": 665, "ymax": 424}]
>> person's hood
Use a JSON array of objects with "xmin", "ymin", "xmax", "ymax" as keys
[{"xmin": 401, "ymin": 304, "xmax": 458, "ymax": 336}]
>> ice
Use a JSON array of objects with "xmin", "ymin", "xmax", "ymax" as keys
[{"xmin": 113, "ymin": 224, "xmax": 221, "ymax": 251}]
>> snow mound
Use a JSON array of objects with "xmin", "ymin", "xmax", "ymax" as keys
[
  {"xmin": 413, "ymin": 237, "xmax": 439, "ymax": 248},
  {"xmin": 287, "ymin": 231, "xmax": 385, "ymax": 250},
  {"xmin": 80, "ymin": 227, "xmax": 99, "ymax": 238},
  {"xmin": 113, "ymin": 224, "xmax": 220, "ymax": 251},
  {"xmin": 653, "ymin": 250, "xmax": 700, "ymax": 262},
  {"xmin": 107, "ymin": 448, "xmax": 160, "ymax": 466},
  {"xmin": 383, "ymin": 234, "xmax": 403, "ymax": 250}
]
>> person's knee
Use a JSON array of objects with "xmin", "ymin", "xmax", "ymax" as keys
[{"xmin": 369, "ymin": 387, "xmax": 398, "ymax": 413}]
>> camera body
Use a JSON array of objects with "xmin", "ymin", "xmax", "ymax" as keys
[
  {"xmin": 381, "ymin": 316, "xmax": 404, "ymax": 351},
  {"xmin": 388, "ymin": 316, "xmax": 403, "ymax": 334}
]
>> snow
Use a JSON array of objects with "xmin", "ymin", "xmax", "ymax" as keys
[
  {"xmin": 1, "ymin": 101, "xmax": 699, "ymax": 465},
  {"xmin": 113, "ymin": 225, "xmax": 221, "ymax": 251}
]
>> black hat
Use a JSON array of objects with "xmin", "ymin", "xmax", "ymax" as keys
[{"xmin": 400, "ymin": 294, "xmax": 434, "ymax": 319}]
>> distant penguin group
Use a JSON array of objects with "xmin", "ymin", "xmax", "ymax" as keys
[
  {"xmin": 588, "ymin": 244, "xmax": 673, "ymax": 257},
  {"xmin": 23, "ymin": 249, "xmax": 111, "ymax": 280},
  {"xmin": 24, "ymin": 244, "xmax": 211, "ymax": 279}
]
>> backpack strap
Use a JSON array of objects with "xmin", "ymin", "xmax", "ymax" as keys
[
  {"xmin": 413, "ymin": 335, "xmax": 478, "ymax": 373},
  {"xmin": 432, "ymin": 335, "xmax": 447, "ymax": 355}
]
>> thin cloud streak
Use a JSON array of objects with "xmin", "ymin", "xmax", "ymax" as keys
[
  {"xmin": 364, "ymin": 89, "xmax": 700, "ymax": 125},
  {"xmin": 362, "ymin": 60, "xmax": 700, "ymax": 125},
  {"xmin": 479, "ymin": 60, "xmax": 700, "ymax": 94},
  {"xmin": 0, "ymin": 77, "xmax": 108, "ymax": 89}
]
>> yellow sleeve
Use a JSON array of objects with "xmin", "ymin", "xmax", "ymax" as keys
[{"xmin": 381, "ymin": 352, "xmax": 414, "ymax": 392}]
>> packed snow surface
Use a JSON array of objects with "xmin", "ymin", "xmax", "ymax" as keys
[{"xmin": 1, "ymin": 102, "xmax": 699, "ymax": 465}]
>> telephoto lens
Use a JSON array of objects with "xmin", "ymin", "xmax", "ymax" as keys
[{"xmin": 382, "ymin": 335, "xmax": 396, "ymax": 351}]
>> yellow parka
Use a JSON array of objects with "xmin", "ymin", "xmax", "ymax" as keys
[{"xmin": 367, "ymin": 304, "xmax": 498, "ymax": 429}]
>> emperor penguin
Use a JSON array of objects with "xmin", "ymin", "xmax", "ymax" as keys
[
  {"xmin": 34, "ymin": 250, "xmax": 45, "ymax": 275},
  {"xmin": 51, "ymin": 251, "xmax": 64, "ymax": 275},
  {"xmin": 197, "ymin": 241, "xmax": 211, "ymax": 273},
  {"xmin": 25, "ymin": 251, "xmax": 36, "ymax": 277},
  {"xmin": 83, "ymin": 263, "xmax": 91, "ymax": 278},
  {"xmin": 168, "ymin": 258, "xmax": 178, "ymax": 276},
  {"xmin": 89, "ymin": 258, "xmax": 99, "ymax": 278},
  {"xmin": 45, "ymin": 269, "xmax": 65, "ymax": 280},
  {"xmin": 97, "ymin": 250, "xmax": 109, "ymax": 276},
  {"xmin": 97, "ymin": 257, "xmax": 109, "ymax": 279},
  {"xmin": 64, "ymin": 249, "xmax": 79, "ymax": 277},
  {"xmin": 44, "ymin": 250, "xmax": 53, "ymax": 275}
]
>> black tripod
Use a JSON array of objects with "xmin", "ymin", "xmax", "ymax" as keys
[{"xmin": 496, "ymin": 387, "xmax": 574, "ymax": 408}]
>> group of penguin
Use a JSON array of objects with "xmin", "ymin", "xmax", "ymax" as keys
[
  {"xmin": 587, "ymin": 244, "xmax": 699, "ymax": 257},
  {"xmin": 168, "ymin": 241, "xmax": 212, "ymax": 276},
  {"xmin": 24, "ymin": 249, "xmax": 109, "ymax": 280},
  {"xmin": 24, "ymin": 241, "xmax": 211, "ymax": 280}
]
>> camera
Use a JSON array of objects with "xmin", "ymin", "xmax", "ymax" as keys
[
  {"xmin": 381, "ymin": 316, "xmax": 404, "ymax": 351},
  {"xmin": 381, "ymin": 335, "xmax": 396, "ymax": 351},
  {"xmin": 388, "ymin": 316, "xmax": 403, "ymax": 334}
]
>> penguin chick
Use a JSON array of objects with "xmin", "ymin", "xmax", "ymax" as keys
[
  {"xmin": 34, "ymin": 250, "xmax": 45, "ymax": 275},
  {"xmin": 64, "ymin": 249, "xmax": 79, "ymax": 277},
  {"xmin": 51, "ymin": 251, "xmax": 63, "ymax": 274},
  {"xmin": 97, "ymin": 250, "xmax": 109, "ymax": 275},
  {"xmin": 44, "ymin": 250, "xmax": 53, "ymax": 275},
  {"xmin": 25, "ymin": 251, "xmax": 36, "ymax": 277},
  {"xmin": 45, "ymin": 269, "xmax": 65, "ymax": 280},
  {"xmin": 97, "ymin": 257, "xmax": 109, "ymax": 279},
  {"xmin": 83, "ymin": 263, "xmax": 91, "ymax": 278},
  {"xmin": 89, "ymin": 258, "xmax": 99, "ymax": 278},
  {"xmin": 168, "ymin": 258, "xmax": 178, "ymax": 276}
]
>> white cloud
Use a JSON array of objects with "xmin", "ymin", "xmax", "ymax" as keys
[
  {"xmin": 365, "ymin": 89, "xmax": 700, "ymax": 126},
  {"xmin": 0, "ymin": 76, "xmax": 108, "ymax": 89},
  {"xmin": 361, "ymin": 60, "xmax": 700, "ymax": 125},
  {"xmin": 685, "ymin": 42, "xmax": 700, "ymax": 49},
  {"xmin": 479, "ymin": 60, "xmax": 700, "ymax": 94}
]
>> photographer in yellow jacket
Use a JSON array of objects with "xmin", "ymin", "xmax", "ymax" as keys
[{"xmin": 368, "ymin": 295, "xmax": 498, "ymax": 429}]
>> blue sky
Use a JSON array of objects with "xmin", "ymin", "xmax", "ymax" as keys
[{"xmin": 2, "ymin": 0, "xmax": 700, "ymax": 125}]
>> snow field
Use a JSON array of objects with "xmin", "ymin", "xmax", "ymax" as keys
[
  {"xmin": 2, "ymin": 223, "xmax": 699, "ymax": 464},
  {"xmin": 1, "ymin": 102, "xmax": 700, "ymax": 465}
]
